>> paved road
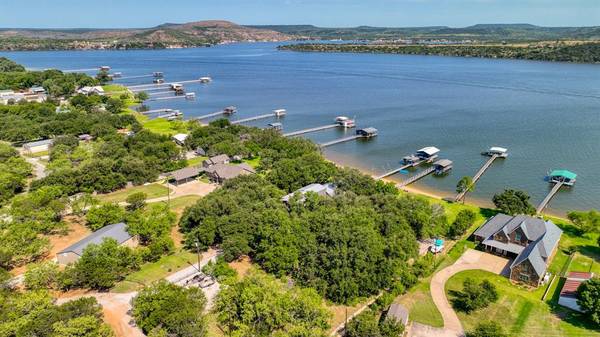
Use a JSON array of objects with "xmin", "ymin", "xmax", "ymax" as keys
[{"xmin": 418, "ymin": 249, "xmax": 509, "ymax": 337}]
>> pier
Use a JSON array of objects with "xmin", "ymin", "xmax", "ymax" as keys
[
  {"xmin": 535, "ymin": 169, "xmax": 577, "ymax": 215},
  {"xmin": 397, "ymin": 159, "xmax": 453, "ymax": 188},
  {"xmin": 140, "ymin": 108, "xmax": 180, "ymax": 116},
  {"xmin": 397, "ymin": 167, "xmax": 436, "ymax": 188},
  {"xmin": 283, "ymin": 124, "xmax": 339, "ymax": 137},
  {"xmin": 149, "ymin": 94, "xmax": 195, "ymax": 102},
  {"xmin": 128, "ymin": 79, "xmax": 206, "ymax": 91},
  {"xmin": 192, "ymin": 107, "xmax": 237, "ymax": 121},
  {"xmin": 319, "ymin": 135, "xmax": 362, "ymax": 148},
  {"xmin": 231, "ymin": 113, "xmax": 278, "ymax": 125}
]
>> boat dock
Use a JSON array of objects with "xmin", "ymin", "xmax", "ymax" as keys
[
  {"xmin": 319, "ymin": 127, "xmax": 378, "ymax": 148},
  {"xmin": 141, "ymin": 108, "xmax": 180, "ymax": 116},
  {"xmin": 115, "ymin": 74, "xmax": 154, "ymax": 80},
  {"xmin": 535, "ymin": 169, "xmax": 577, "ymax": 215},
  {"xmin": 283, "ymin": 124, "xmax": 339, "ymax": 137},
  {"xmin": 375, "ymin": 164, "xmax": 414, "ymax": 180},
  {"xmin": 230, "ymin": 109, "xmax": 286, "ymax": 125},
  {"xmin": 397, "ymin": 167, "xmax": 436, "ymax": 188},
  {"xmin": 536, "ymin": 182, "xmax": 564, "ymax": 215},
  {"xmin": 397, "ymin": 159, "xmax": 453, "ymax": 188},
  {"xmin": 128, "ymin": 79, "xmax": 206, "ymax": 91},
  {"xmin": 149, "ymin": 94, "xmax": 195, "ymax": 102},
  {"xmin": 192, "ymin": 106, "xmax": 237, "ymax": 121}
]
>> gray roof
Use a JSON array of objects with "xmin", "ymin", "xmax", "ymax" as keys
[
  {"xmin": 58, "ymin": 222, "xmax": 131, "ymax": 256},
  {"xmin": 205, "ymin": 163, "xmax": 255, "ymax": 180},
  {"xmin": 386, "ymin": 303, "xmax": 409, "ymax": 325},
  {"xmin": 477, "ymin": 214, "xmax": 562, "ymax": 278},
  {"xmin": 359, "ymin": 127, "xmax": 378, "ymax": 133},
  {"xmin": 23, "ymin": 139, "xmax": 53, "ymax": 148},
  {"xmin": 281, "ymin": 183, "xmax": 336, "ymax": 202},
  {"xmin": 434, "ymin": 159, "xmax": 453, "ymax": 167},
  {"xmin": 168, "ymin": 166, "xmax": 204, "ymax": 181}
]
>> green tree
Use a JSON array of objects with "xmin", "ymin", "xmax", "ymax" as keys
[
  {"xmin": 577, "ymin": 278, "xmax": 600, "ymax": 325},
  {"xmin": 0, "ymin": 57, "xmax": 26, "ymax": 72},
  {"xmin": 452, "ymin": 278, "xmax": 498, "ymax": 313},
  {"xmin": 456, "ymin": 176, "xmax": 474, "ymax": 203},
  {"xmin": 345, "ymin": 311, "xmax": 381, "ymax": 337},
  {"xmin": 67, "ymin": 238, "xmax": 140, "ymax": 290},
  {"xmin": 105, "ymin": 97, "xmax": 124, "ymax": 114},
  {"xmin": 134, "ymin": 92, "xmax": 149, "ymax": 102},
  {"xmin": 125, "ymin": 192, "xmax": 147, "ymax": 211},
  {"xmin": 95, "ymin": 70, "xmax": 112, "ymax": 84},
  {"xmin": 492, "ymin": 189, "xmax": 535, "ymax": 215},
  {"xmin": 567, "ymin": 210, "xmax": 600, "ymax": 234},
  {"xmin": 215, "ymin": 271, "xmax": 330, "ymax": 336},
  {"xmin": 52, "ymin": 315, "xmax": 114, "ymax": 337},
  {"xmin": 85, "ymin": 203, "xmax": 126, "ymax": 231},
  {"xmin": 24, "ymin": 261, "xmax": 60, "ymax": 290},
  {"xmin": 132, "ymin": 281, "xmax": 208, "ymax": 337},
  {"xmin": 448, "ymin": 209, "xmax": 477, "ymax": 239},
  {"xmin": 466, "ymin": 321, "xmax": 508, "ymax": 337}
]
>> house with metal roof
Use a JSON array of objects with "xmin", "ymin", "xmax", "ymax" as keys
[
  {"xmin": 558, "ymin": 272, "xmax": 595, "ymax": 312},
  {"xmin": 281, "ymin": 183, "xmax": 336, "ymax": 203},
  {"xmin": 164, "ymin": 166, "xmax": 206, "ymax": 185},
  {"xmin": 22, "ymin": 139, "xmax": 53, "ymax": 154},
  {"xmin": 473, "ymin": 214, "xmax": 562, "ymax": 287},
  {"xmin": 172, "ymin": 133, "xmax": 189, "ymax": 146},
  {"xmin": 56, "ymin": 222, "xmax": 137, "ymax": 264}
]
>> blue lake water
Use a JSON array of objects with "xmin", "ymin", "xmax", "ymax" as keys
[{"xmin": 3, "ymin": 43, "xmax": 599, "ymax": 215}]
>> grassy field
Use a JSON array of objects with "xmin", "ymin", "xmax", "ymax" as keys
[
  {"xmin": 112, "ymin": 250, "xmax": 197, "ymax": 293},
  {"xmin": 97, "ymin": 183, "xmax": 170, "ymax": 203},
  {"xmin": 186, "ymin": 156, "xmax": 208, "ymax": 167},
  {"xmin": 446, "ymin": 269, "xmax": 600, "ymax": 337},
  {"xmin": 164, "ymin": 195, "xmax": 202, "ymax": 214}
]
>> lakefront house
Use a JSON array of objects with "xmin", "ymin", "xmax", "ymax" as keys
[{"xmin": 473, "ymin": 214, "xmax": 562, "ymax": 287}]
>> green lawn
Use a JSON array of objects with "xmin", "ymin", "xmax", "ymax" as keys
[
  {"xmin": 243, "ymin": 157, "xmax": 261, "ymax": 169},
  {"xmin": 97, "ymin": 183, "xmax": 170, "ymax": 203},
  {"xmin": 112, "ymin": 250, "xmax": 197, "ymax": 293},
  {"xmin": 141, "ymin": 118, "xmax": 189, "ymax": 135},
  {"xmin": 446, "ymin": 270, "xmax": 600, "ymax": 337},
  {"xmin": 186, "ymin": 156, "xmax": 208, "ymax": 167},
  {"xmin": 163, "ymin": 195, "xmax": 202, "ymax": 213},
  {"xmin": 25, "ymin": 150, "xmax": 49, "ymax": 158}
]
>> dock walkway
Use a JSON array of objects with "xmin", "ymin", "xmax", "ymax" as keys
[
  {"xmin": 397, "ymin": 167, "xmax": 436, "ymax": 188},
  {"xmin": 193, "ymin": 111, "xmax": 228, "ymax": 121},
  {"xmin": 454, "ymin": 154, "xmax": 499, "ymax": 202},
  {"xmin": 231, "ymin": 113, "xmax": 279, "ymax": 125},
  {"xmin": 283, "ymin": 124, "xmax": 339, "ymax": 137},
  {"xmin": 536, "ymin": 182, "xmax": 564, "ymax": 215},
  {"xmin": 128, "ymin": 79, "xmax": 205, "ymax": 91},
  {"xmin": 319, "ymin": 135, "xmax": 361, "ymax": 148},
  {"xmin": 141, "ymin": 108, "xmax": 178, "ymax": 115}
]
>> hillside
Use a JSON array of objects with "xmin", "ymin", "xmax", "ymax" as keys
[
  {"xmin": 0, "ymin": 20, "xmax": 291, "ymax": 51},
  {"xmin": 250, "ymin": 23, "xmax": 600, "ymax": 42}
]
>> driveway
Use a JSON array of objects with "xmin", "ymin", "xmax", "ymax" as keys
[{"xmin": 419, "ymin": 249, "xmax": 510, "ymax": 337}]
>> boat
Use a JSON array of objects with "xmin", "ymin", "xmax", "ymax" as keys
[
  {"xmin": 335, "ymin": 116, "xmax": 355, "ymax": 128},
  {"xmin": 482, "ymin": 146, "xmax": 508, "ymax": 158}
]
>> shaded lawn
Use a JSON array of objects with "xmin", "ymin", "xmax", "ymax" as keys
[
  {"xmin": 112, "ymin": 250, "xmax": 197, "ymax": 293},
  {"xmin": 186, "ymin": 156, "xmax": 208, "ymax": 167},
  {"xmin": 446, "ymin": 270, "xmax": 600, "ymax": 337},
  {"xmin": 164, "ymin": 195, "xmax": 201, "ymax": 214},
  {"xmin": 97, "ymin": 183, "xmax": 170, "ymax": 203}
]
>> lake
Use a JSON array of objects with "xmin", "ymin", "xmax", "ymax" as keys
[{"xmin": 3, "ymin": 42, "xmax": 599, "ymax": 215}]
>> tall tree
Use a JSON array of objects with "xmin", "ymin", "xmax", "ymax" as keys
[
  {"xmin": 577, "ymin": 278, "xmax": 600, "ymax": 325},
  {"xmin": 456, "ymin": 176, "xmax": 474, "ymax": 203},
  {"xmin": 492, "ymin": 189, "xmax": 535, "ymax": 215}
]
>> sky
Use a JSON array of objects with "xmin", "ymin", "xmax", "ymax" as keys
[{"xmin": 0, "ymin": 0, "xmax": 598, "ymax": 28}]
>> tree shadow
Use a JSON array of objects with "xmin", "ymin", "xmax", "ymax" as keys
[
  {"xmin": 547, "ymin": 277, "xmax": 600, "ymax": 332},
  {"xmin": 479, "ymin": 207, "xmax": 498, "ymax": 219}
]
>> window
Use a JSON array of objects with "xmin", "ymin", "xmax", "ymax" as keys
[
  {"xmin": 515, "ymin": 232, "xmax": 522, "ymax": 241},
  {"xmin": 519, "ymin": 274, "xmax": 530, "ymax": 282}
]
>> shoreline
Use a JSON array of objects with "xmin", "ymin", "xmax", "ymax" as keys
[{"xmin": 323, "ymin": 151, "xmax": 568, "ymax": 220}]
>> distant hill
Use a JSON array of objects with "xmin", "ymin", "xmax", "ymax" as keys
[
  {"xmin": 249, "ymin": 24, "xmax": 600, "ymax": 42},
  {"xmin": 0, "ymin": 20, "xmax": 291, "ymax": 51}
]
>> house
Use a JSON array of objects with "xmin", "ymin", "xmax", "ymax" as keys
[
  {"xmin": 172, "ymin": 133, "xmax": 189, "ymax": 146},
  {"xmin": 22, "ymin": 139, "xmax": 53, "ymax": 154},
  {"xmin": 202, "ymin": 154, "xmax": 230, "ymax": 168},
  {"xmin": 29, "ymin": 86, "xmax": 46, "ymax": 94},
  {"xmin": 386, "ymin": 303, "xmax": 409, "ymax": 328},
  {"xmin": 473, "ymin": 214, "xmax": 562, "ymax": 287},
  {"xmin": 204, "ymin": 163, "xmax": 255, "ymax": 184},
  {"xmin": 558, "ymin": 272, "xmax": 594, "ymax": 312},
  {"xmin": 281, "ymin": 183, "xmax": 336, "ymax": 203},
  {"xmin": 77, "ymin": 86, "xmax": 105, "ymax": 96},
  {"xmin": 165, "ymin": 166, "xmax": 205, "ymax": 185},
  {"xmin": 56, "ymin": 223, "xmax": 137, "ymax": 264}
]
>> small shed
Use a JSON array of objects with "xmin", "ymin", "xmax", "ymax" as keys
[
  {"xmin": 172, "ymin": 133, "xmax": 189, "ymax": 146},
  {"xmin": 549, "ymin": 170, "xmax": 577, "ymax": 186},
  {"xmin": 483, "ymin": 146, "xmax": 508, "ymax": 157},
  {"xmin": 268, "ymin": 122, "xmax": 283, "ymax": 131},
  {"xmin": 386, "ymin": 303, "xmax": 409, "ymax": 327},
  {"xmin": 195, "ymin": 147, "xmax": 206, "ymax": 156},
  {"xmin": 416, "ymin": 146, "xmax": 440, "ymax": 159},
  {"xmin": 558, "ymin": 272, "xmax": 594, "ymax": 312},
  {"xmin": 23, "ymin": 139, "xmax": 53, "ymax": 154},
  {"xmin": 356, "ymin": 127, "xmax": 378, "ymax": 137},
  {"xmin": 281, "ymin": 183, "xmax": 336, "ymax": 203},
  {"xmin": 57, "ymin": 223, "xmax": 137, "ymax": 264}
]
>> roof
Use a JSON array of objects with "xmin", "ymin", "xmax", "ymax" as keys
[
  {"xmin": 489, "ymin": 146, "xmax": 508, "ymax": 153},
  {"xmin": 58, "ymin": 222, "xmax": 132, "ymax": 256},
  {"xmin": 560, "ymin": 272, "xmax": 593, "ymax": 298},
  {"xmin": 168, "ymin": 166, "xmax": 204, "ymax": 181},
  {"xmin": 550, "ymin": 170, "xmax": 577, "ymax": 180},
  {"xmin": 474, "ymin": 213, "xmax": 514, "ymax": 238},
  {"xmin": 568, "ymin": 272, "xmax": 594, "ymax": 280},
  {"xmin": 281, "ymin": 183, "xmax": 336, "ymax": 202},
  {"xmin": 172, "ymin": 133, "xmax": 188, "ymax": 143},
  {"xmin": 482, "ymin": 239, "xmax": 525, "ymax": 255},
  {"xmin": 205, "ymin": 163, "xmax": 255, "ymax": 180},
  {"xmin": 205, "ymin": 154, "xmax": 230, "ymax": 165},
  {"xmin": 386, "ymin": 303, "xmax": 409, "ymax": 325},
  {"xmin": 23, "ymin": 139, "xmax": 53, "ymax": 148},
  {"xmin": 417, "ymin": 146, "xmax": 440, "ymax": 156},
  {"xmin": 434, "ymin": 159, "xmax": 453, "ymax": 167},
  {"xmin": 359, "ymin": 127, "xmax": 378, "ymax": 133}
]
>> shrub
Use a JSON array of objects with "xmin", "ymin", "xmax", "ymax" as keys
[
  {"xmin": 24, "ymin": 261, "xmax": 60, "ymax": 290},
  {"xmin": 448, "ymin": 209, "xmax": 477, "ymax": 239}
]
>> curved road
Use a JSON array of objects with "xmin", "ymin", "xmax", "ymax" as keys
[{"xmin": 413, "ymin": 249, "xmax": 509, "ymax": 337}]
